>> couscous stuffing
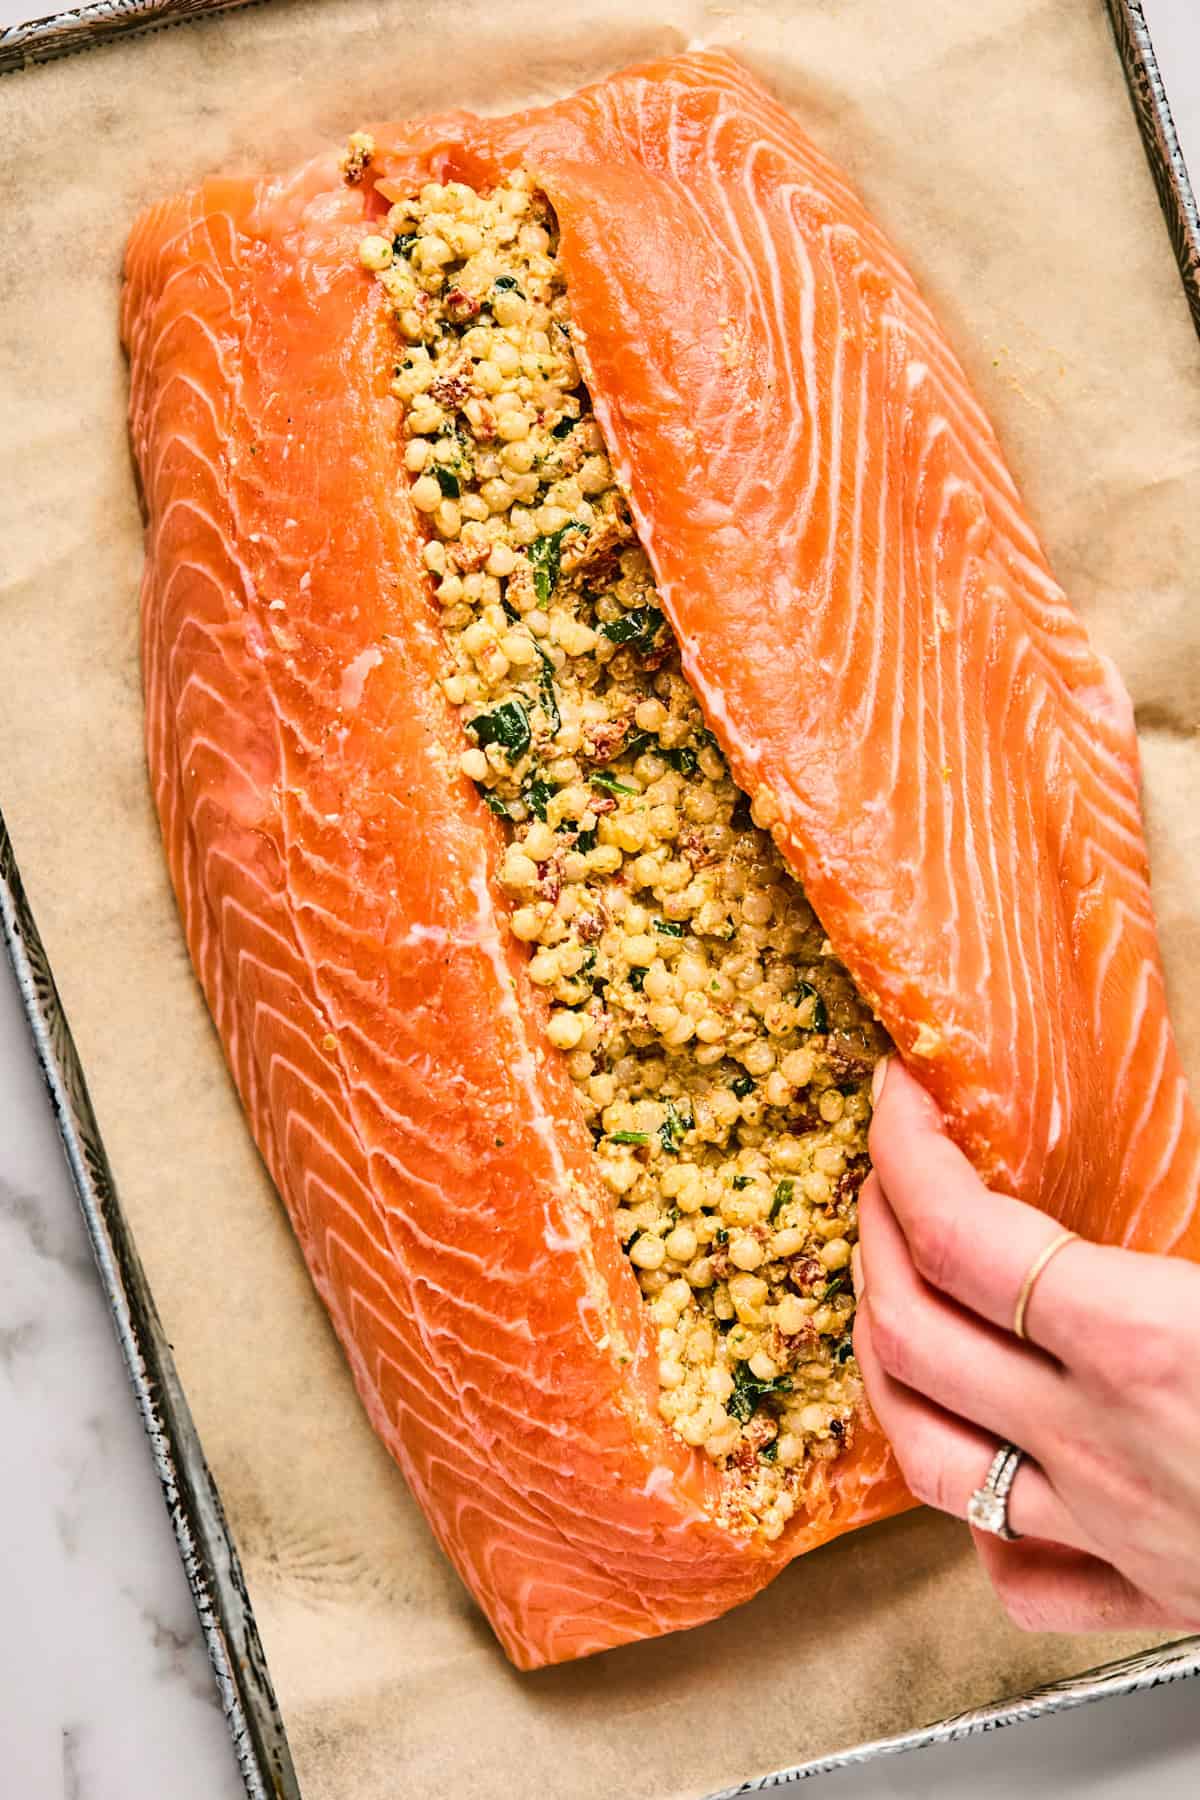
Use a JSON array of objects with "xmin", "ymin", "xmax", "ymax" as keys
[{"xmin": 356, "ymin": 164, "xmax": 889, "ymax": 1534}]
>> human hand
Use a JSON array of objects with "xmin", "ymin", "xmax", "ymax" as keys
[{"xmin": 853, "ymin": 1056, "xmax": 1200, "ymax": 1633}]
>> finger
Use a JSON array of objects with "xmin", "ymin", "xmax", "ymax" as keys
[
  {"xmin": 853, "ymin": 1300, "xmax": 1100, "ymax": 1557},
  {"xmin": 868, "ymin": 1056, "xmax": 1120, "ymax": 1365},
  {"xmin": 856, "ymin": 1174, "xmax": 1068, "ymax": 1451},
  {"xmin": 973, "ymin": 1535, "xmax": 1186, "ymax": 1634}
]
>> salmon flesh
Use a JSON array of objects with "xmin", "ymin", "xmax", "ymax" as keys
[{"xmin": 122, "ymin": 51, "xmax": 1199, "ymax": 1668}]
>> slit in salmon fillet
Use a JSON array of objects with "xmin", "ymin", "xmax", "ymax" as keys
[{"xmin": 356, "ymin": 160, "xmax": 891, "ymax": 1533}]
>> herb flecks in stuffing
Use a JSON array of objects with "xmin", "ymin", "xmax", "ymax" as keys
[{"xmin": 361, "ymin": 165, "xmax": 889, "ymax": 1537}]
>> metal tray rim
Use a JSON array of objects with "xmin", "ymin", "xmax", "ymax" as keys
[
  {"xmin": 2, "ymin": 1, "xmax": 1200, "ymax": 1794},
  {"xmin": 705, "ymin": 1635, "xmax": 1200, "ymax": 1794},
  {"xmin": 0, "ymin": 810, "xmax": 300, "ymax": 1799}
]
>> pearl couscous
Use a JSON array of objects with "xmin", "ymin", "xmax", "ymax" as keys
[{"xmin": 356, "ymin": 162, "xmax": 889, "ymax": 1533}]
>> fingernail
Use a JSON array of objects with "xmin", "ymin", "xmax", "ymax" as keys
[
  {"xmin": 851, "ymin": 1244, "xmax": 865, "ymax": 1299},
  {"xmin": 871, "ymin": 1054, "xmax": 891, "ymax": 1107}
]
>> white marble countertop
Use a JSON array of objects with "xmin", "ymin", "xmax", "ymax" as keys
[{"xmin": 2, "ymin": 1, "xmax": 1199, "ymax": 1794}]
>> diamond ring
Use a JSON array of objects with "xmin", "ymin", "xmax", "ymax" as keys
[{"xmin": 966, "ymin": 1442, "xmax": 1025, "ymax": 1540}]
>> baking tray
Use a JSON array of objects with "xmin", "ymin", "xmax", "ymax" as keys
[{"xmin": 1, "ymin": 1, "xmax": 1199, "ymax": 1794}]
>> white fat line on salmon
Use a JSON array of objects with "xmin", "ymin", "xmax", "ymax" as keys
[
  {"xmin": 640, "ymin": 1464, "xmax": 678, "ymax": 1501},
  {"xmin": 339, "ymin": 643, "xmax": 383, "ymax": 709},
  {"xmin": 544, "ymin": 1218, "xmax": 589, "ymax": 1253}
]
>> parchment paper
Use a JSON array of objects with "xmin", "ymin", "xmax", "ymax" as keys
[{"xmin": 2, "ymin": 1, "xmax": 1199, "ymax": 1794}]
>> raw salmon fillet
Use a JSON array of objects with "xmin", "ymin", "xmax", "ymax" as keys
[{"xmin": 122, "ymin": 50, "xmax": 1199, "ymax": 1668}]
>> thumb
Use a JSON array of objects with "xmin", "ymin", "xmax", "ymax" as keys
[{"xmin": 868, "ymin": 1053, "xmax": 980, "ymax": 1206}]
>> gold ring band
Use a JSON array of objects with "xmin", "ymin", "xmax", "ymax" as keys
[{"xmin": 1012, "ymin": 1230, "xmax": 1078, "ymax": 1341}]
